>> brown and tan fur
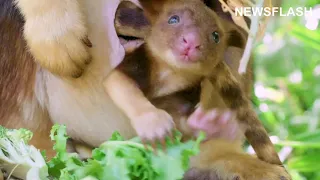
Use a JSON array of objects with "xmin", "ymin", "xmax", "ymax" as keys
[
  {"xmin": 0, "ymin": 0, "xmax": 141, "ymax": 158},
  {"xmin": 106, "ymin": 0, "xmax": 291, "ymax": 179},
  {"xmin": 0, "ymin": 0, "xmax": 55, "ymax": 156},
  {"xmin": 1, "ymin": 0, "xmax": 290, "ymax": 179},
  {"xmin": 13, "ymin": 0, "xmax": 92, "ymax": 78}
]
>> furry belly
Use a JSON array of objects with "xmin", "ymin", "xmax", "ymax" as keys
[
  {"xmin": 43, "ymin": 72, "xmax": 136, "ymax": 147},
  {"xmin": 36, "ymin": 0, "xmax": 142, "ymax": 147}
]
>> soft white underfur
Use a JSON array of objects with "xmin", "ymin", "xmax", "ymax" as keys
[{"xmin": 33, "ymin": 0, "xmax": 141, "ymax": 146}]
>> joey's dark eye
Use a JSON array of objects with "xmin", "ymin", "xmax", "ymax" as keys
[
  {"xmin": 168, "ymin": 15, "xmax": 180, "ymax": 24},
  {"xmin": 212, "ymin": 31, "xmax": 220, "ymax": 43}
]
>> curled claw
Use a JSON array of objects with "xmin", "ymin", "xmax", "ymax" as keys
[
  {"xmin": 82, "ymin": 36, "xmax": 93, "ymax": 48},
  {"xmin": 141, "ymin": 131, "xmax": 175, "ymax": 154},
  {"xmin": 160, "ymin": 137, "xmax": 167, "ymax": 152},
  {"xmin": 141, "ymin": 136, "xmax": 161, "ymax": 155},
  {"xmin": 140, "ymin": 141, "xmax": 155, "ymax": 155},
  {"xmin": 141, "ymin": 138, "xmax": 158, "ymax": 155},
  {"xmin": 142, "ymin": 138, "xmax": 166, "ymax": 154},
  {"xmin": 151, "ymin": 141, "xmax": 158, "ymax": 155},
  {"xmin": 168, "ymin": 131, "xmax": 175, "ymax": 144}
]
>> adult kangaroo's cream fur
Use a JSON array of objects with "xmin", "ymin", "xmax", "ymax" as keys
[{"xmin": 2, "ymin": 0, "xmax": 140, "ymax": 157}]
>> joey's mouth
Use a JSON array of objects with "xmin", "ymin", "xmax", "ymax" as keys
[
  {"xmin": 172, "ymin": 50, "xmax": 202, "ymax": 64},
  {"xmin": 118, "ymin": 35, "xmax": 144, "ymax": 54},
  {"xmin": 178, "ymin": 55, "xmax": 198, "ymax": 64}
]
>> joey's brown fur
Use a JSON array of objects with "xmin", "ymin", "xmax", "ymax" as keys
[{"xmin": 106, "ymin": 0, "xmax": 291, "ymax": 179}]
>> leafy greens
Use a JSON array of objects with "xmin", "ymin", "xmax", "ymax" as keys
[{"xmin": 0, "ymin": 125, "xmax": 205, "ymax": 180}]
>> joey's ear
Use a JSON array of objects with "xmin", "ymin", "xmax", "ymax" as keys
[
  {"xmin": 203, "ymin": 0, "xmax": 233, "ymax": 21},
  {"xmin": 224, "ymin": 46, "xmax": 244, "ymax": 71},
  {"xmin": 220, "ymin": 19, "xmax": 248, "ymax": 70},
  {"xmin": 139, "ymin": 0, "xmax": 169, "ymax": 22},
  {"xmin": 223, "ymin": 20, "xmax": 248, "ymax": 49},
  {"xmin": 115, "ymin": 1, "xmax": 150, "ymax": 38}
]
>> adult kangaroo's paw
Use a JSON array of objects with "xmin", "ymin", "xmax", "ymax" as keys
[
  {"xmin": 184, "ymin": 140, "xmax": 291, "ymax": 180},
  {"xmin": 17, "ymin": 0, "xmax": 92, "ymax": 78}
]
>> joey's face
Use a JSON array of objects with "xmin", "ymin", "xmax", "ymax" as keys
[{"xmin": 146, "ymin": 0, "xmax": 228, "ymax": 74}]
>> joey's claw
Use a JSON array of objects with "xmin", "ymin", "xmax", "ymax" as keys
[
  {"xmin": 160, "ymin": 138, "xmax": 167, "ymax": 152},
  {"xmin": 141, "ymin": 139, "xmax": 150, "ymax": 150},
  {"xmin": 143, "ymin": 133, "xmax": 170, "ymax": 154},
  {"xmin": 151, "ymin": 141, "xmax": 158, "ymax": 155},
  {"xmin": 168, "ymin": 133, "xmax": 174, "ymax": 143}
]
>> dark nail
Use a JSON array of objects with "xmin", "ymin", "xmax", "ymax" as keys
[{"xmin": 82, "ymin": 36, "xmax": 93, "ymax": 48}]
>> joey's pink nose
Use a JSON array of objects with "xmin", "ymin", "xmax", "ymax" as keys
[
  {"xmin": 182, "ymin": 32, "xmax": 201, "ymax": 50},
  {"xmin": 176, "ymin": 32, "xmax": 201, "ymax": 62}
]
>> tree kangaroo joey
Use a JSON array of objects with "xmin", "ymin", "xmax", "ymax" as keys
[{"xmin": 106, "ymin": 0, "xmax": 291, "ymax": 179}]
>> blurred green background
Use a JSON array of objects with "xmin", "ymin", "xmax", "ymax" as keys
[{"xmin": 249, "ymin": 0, "xmax": 320, "ymax": 179}]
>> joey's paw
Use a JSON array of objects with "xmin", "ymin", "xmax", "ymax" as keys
[
  {"xmin": 187, "ymin": 107, "xmax": 240, "ymax": 140},
  {"xmin": 131, "ymin": 108, "xmax": 175, "ymax": 148},
  {"xmin": 23, "ymin": 6, "xmax": 92, "ymax": 78}
]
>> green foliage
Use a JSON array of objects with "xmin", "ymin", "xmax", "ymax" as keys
[
  {"xmin": 0, "ymin": 125, "xmax": 205, "ymax": 180},
  {"xmin": 47, "ymin": 124, "xmax": 205, "ymax": 180},
  {"xmin": 0, "ymin": 126, "xmax": 33, "ymax": 143},
  {"xmin": 252, "ymin": 1, "xmax": 320, "ymax": 179}
]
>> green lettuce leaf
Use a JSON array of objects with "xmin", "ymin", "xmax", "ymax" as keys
[{"xmin": 46, "ymin": 124, "xmax": 205, "ymax": 180}]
